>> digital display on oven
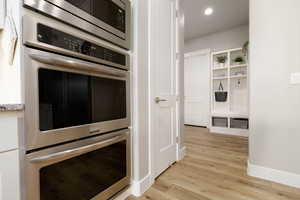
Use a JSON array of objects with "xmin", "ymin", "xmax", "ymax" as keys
[{"xmin": 37, "ymin": 24, "xmax": 126, "ymax": 66}]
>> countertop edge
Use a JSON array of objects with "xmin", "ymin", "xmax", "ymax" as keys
[{"xmin": 0, "ymin": 104, "xmax": 25, "ymax": 112}]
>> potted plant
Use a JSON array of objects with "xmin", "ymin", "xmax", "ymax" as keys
[
  {"xmin": 234, "ymin": 56, "xmax": 244, "ymax": 65},
  {"xmin": 216, "ymin": 56, "xmax": 227, "ymax": 68}
]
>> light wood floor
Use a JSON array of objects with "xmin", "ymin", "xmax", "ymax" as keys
[{"xmin": 127, "ymin": 126, "xmax": 300, "ymax": 200}]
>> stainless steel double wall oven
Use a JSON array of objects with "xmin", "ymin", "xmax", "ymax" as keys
[{"xmin": 23, "ymin": 0, "xmax": 131, "ymax": 199}]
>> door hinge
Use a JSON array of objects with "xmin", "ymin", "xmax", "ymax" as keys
[
  {"xmin": 176, "ymin": 136, "xmax": 179, "ymax": 143},
  {"xmin": 176, "ymin": 53, "xmax": 180, "ymax": 60}
]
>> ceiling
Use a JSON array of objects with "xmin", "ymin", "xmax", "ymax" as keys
[{"xmin": 183, "ymin": 0, "xmax": 249, "ymax": 41}]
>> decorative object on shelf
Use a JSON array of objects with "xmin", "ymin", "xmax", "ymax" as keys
[
  {"xmin": 233, "ymin": 56, "xmax": 244, "ymax": 65},
  {"xmin": 230, "ymin": 118, "xmax": 249, "ymax": 129},
  {"xmin": 215, "ymin": 82, "xmax": 228, "ymax": 102},
  {"xmin": 216, "ymin": 55, "xmax": 227, "ymax": 67},
  {"xmin": 237, "ymin": 79, "xmax": 241, "ymax": 87},
  {"xmin": 242, "ymin": 41, "xmax": 249, "ymax": 58}
]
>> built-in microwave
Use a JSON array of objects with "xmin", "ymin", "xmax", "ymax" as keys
[
  {"xmin": 23, "ymin": 0, "xmax": 131, "ymax": 49},
  {"xmin": 23, "ymin": 16, "xmax": 130, "ymax": 151}
]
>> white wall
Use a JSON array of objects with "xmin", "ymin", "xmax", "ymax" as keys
[
  {"xmin": 185, "ymin": 24, "xmax": 249, "ymax": 53},
  {"xmin": 0, "ymin": 0, "xmax": 22, "ymax": 104},
  {"xmin": 249, "ymin": 0, "xmax": 300, "ymax": 181}
]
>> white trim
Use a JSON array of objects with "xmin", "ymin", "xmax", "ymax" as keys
[
  {"xmin": 131, "ymin": 0, "xmax": 141, "ymax": 186},
  {"xmin": 112, "ymin": 186, "xmax": 132, "ymax": 200},
  {"xmin": 184, "ymin": 48, "xmax": 211, "ymax": 58},
  {"xmin": 131, "ymin": 173, "xmax": 152, "ymax": 197},
  {"xmin": 177, "ymin": 146, "xmax": 186, "ymax": 161},
  {"xmin": 247, "ymin": 160, "xmax": 300, "ymax": 189},
  {"xmin": 148, "ymin": 0, "xmax": 155, "ymax": 185}
]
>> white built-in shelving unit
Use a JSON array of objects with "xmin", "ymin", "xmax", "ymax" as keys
[{"xmin": 210, "ymin": 48, "xmax": 249, "ymax": 136}]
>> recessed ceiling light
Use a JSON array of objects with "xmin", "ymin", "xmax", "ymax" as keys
[{"xmin": 204, "ymin": 7, "xmax": 214, "ymax": 16}]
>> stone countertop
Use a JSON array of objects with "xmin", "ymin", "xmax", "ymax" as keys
[{"xmin": 0, "ymin": 104, "xmax": 24, "ymax": 112}]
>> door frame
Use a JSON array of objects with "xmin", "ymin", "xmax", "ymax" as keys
[
  {"xmin": 184, "ymin": 48, "xmax": 211, "ymax": 127},
  {"xmin": 148, "ymin": 0, "xmax": 179, "ymax": 183}
]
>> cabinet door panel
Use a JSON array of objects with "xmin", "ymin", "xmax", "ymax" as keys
[{"xmin": 0, "ymin": 150, "xmax": 20, "ymax": 200}]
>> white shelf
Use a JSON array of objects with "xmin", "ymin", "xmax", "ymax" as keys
[
  {"xmin": 230, "ymin": 75, "xmax": 247, "ymax": 79},
  {"xmin": 230, "ymin": 64, "xmax": 247, "ymax": 69},
  {"xmin": 213, "ymin": 76, "xmax": 228, "ymax": 80},
  {"xmin": 211, "ymin": 112, "xmax": 248, "ymax": 118},
  {"xmin": 213, "ymin": 66, "xmax": 228, "ymax": 70}
]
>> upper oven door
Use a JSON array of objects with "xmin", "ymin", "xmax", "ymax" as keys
[
  {"xmin": 23, "ymin": 0, "xmax": 131, "ymax": 49},
  {"xmin": 24, "ymin": 47, "xmax": 131, "ymax": 151}
]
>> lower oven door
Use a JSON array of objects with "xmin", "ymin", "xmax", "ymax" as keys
[{"xmin": 25, "ymin": 129, "xmax": 131, "ymax": 200}]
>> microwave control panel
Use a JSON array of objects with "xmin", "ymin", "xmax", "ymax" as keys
[{"xmin": 37, "ymin": 23, "xmax": 126, "ymax": 66}]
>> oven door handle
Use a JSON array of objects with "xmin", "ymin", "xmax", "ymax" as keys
[
  {"xmin": 30, "ymin": 134, "xmax": 127, "ymax": 164},
  {"xmin": 30, "ymin": 54, "xmax": 127, "ymax": 77}
]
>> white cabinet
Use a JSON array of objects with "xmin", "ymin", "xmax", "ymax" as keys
[
  {"xmin": 0, "ymin": 150, "xmax": 21, "ymax": 200},
  {"xmin": 0, "ymin": 115, "xmax": 20, "ymax": 153}
]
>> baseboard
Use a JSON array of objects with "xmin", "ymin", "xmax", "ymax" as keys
[
  {"xmin": 177, "ymin": 146, "xmax": 186, "ymax": 161},
  {"xmin": 247, "ymin": 160, "xmax": 300, "ymax": 189},
  {"xmin": 113, "ymin": 186, "xmax": 132, "ymax": 200},
  {"xmin": 131, "ymin": 173, "xmax": 152, "ymax": 197},
  {"xmin": 209, "ymin": 127, "xmax": 249, "ymax": 137}
]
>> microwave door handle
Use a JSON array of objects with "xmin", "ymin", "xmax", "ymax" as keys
[
  {"xmin": 29, "ymin": 54, "xmax": 127, "ymax": 77},
  {"xmin": 30, "ymin": 135, "xmax": 126, "ymax": 164}
]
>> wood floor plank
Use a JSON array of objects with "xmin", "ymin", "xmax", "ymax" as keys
[{"xmin": 127, "ymin": 126, "xmax": 300, "ymax": 200}]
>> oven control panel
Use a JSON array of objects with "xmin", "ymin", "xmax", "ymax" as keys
[{"xmin": 37, "ymin": 24, "xmax": 126, "ymax": 67}]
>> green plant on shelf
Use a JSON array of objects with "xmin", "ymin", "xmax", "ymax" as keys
[
  {"xmin": 216, "ymin": 56, "xmax": 227, "ymax": 64},
  {"xmin": 234, "ymin": 56, "xmax": 244, "ymax": 64}
]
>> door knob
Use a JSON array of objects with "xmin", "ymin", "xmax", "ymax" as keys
[{"xmin": 155, "ymin": 97, "xmax": 167, "ymax": 104}]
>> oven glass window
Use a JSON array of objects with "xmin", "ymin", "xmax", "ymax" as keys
[
  {"xmin": 39, "ymin": 69, "xmax": 127, "ymax": 131},
  {"xmin": 40, "ymin": 140, "xmax": 127, "ymax": 200},
  {"xmin": 65, "ymin": 0, "xmax": 126, "ymax": 33},
  {"xmin": 91, "ymin": 77, "xmax": 126, "ymax": 122},
  {"xmin": 39, "ymin": 69, "xmax": 91, "ymax": 131}
]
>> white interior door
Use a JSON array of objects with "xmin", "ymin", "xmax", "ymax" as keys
[
  {"xmin": 151, "ymin": 0, "xmax": 177, "ymax": 178},
  {"xmin": 184, "ymin": 51, "xmax": 210, "ymax": 127}
]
